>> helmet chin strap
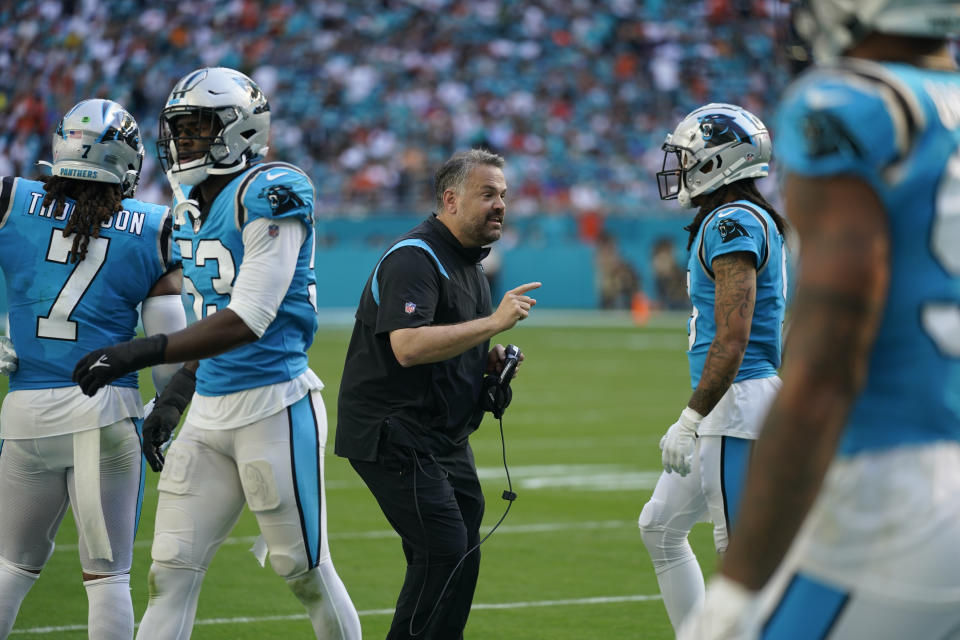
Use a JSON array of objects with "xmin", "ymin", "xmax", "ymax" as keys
[
  {"xmin": 205, "ymin": 147, "xmax": 269, "ymax": 175},
  {"xmin": 166, "ymin": 148, "xmax": 268, "ymax": 231},
  {"xmin": 207, "ymin": 153, "xmax": 247, "ymax": 175},
  {"xmin": 165, "ymin": 168, "xmax": 203, "ymax": 232}
]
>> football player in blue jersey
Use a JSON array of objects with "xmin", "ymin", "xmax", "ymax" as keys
[
  {"xmin": 72, "ymin": 67, "xmax": 361, "ymax": 640},
  {"xmin": 679, "ymin": 2, "xmax": 960, "ymax": 639},
  {"xmin": 639, "ymin": 103, "xmax": 789, "ymax": 633},
  {"xmin": 0, "ymin": 99, "xmax": 185, "ymax": 640}
]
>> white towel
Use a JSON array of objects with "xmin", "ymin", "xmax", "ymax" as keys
[{"xmin": 73, "ymin": 428, "xmax": 113, "ymax": 562}]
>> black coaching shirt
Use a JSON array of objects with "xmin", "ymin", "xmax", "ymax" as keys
[{"xmin": 335, "ymin": 215, "xmax": 493, "ymax": 461}]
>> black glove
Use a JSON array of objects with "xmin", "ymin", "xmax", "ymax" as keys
[
  {"xmin": 481, "ymin": 374, "xmax": 513, "ymax": 419},
  {"xmin": 72, "ymin": 334, "xmax": 168, "ymax": 396},
  {"xmin": 142, "ymin": 366, "xmax": 196, "ymax": 472}
]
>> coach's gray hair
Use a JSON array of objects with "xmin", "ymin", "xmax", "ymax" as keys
[{"xmin": 434, "ymin": 148, "xmax": 505, "ymax": 212}]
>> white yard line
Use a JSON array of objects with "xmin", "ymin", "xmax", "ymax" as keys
[
  {"xmin": 54, "ymin": 519, "xmax": 631, "ymax": 553},
  {"xmin": 10, "ymin": 593, "xmax": 661, "ymax": 634},
  {"xmin": 326, "ymin": 463, "xmax": 660, "ymax": 490}
]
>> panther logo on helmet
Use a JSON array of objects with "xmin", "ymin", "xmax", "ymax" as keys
[
  {"xmin": 699, "ymin": 114, "xmax": 752, "ymax": 147},
  {"xmin": 657, "ymin": 103, "xmax": 771, "ymax": 208}
]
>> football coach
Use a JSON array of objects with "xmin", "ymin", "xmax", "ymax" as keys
[{"xmin": 335, "ymin": 148, "xmax": 540, "ymax": 640}]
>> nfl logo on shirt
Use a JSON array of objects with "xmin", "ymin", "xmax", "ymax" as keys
[{"xmin": 404, "ymin": 301, "xmax": 416, "ymax": 314}]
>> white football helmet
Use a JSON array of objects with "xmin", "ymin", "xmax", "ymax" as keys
[
  {"xmin": 795, "ymin": 0, "xmax": 960, "ymax": 61},
  {"xmin": 43, "ymin": 99, "xmax": 144, "ymax": 197},
  {"xmin": 157, "ymin": 67, "xmax": 270, "ymax": 186},
  {"xmin": 657, "ymin": 103, "xmax": 771, "ymax": 209}
]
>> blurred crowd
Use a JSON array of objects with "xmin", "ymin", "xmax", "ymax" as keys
[{"xmin": 1, "ymin": 0, "xmax": 790, "ymax": 218}]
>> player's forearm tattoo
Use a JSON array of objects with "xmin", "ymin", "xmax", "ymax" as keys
[{"xmin": 689, "ymin": 253, "xmax": 756, "ymax": 416}]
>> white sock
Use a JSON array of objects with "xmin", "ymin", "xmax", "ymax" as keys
[
  {"xmin": 84, "ymin": 574, "xmax": 133, "ymax": 640},
  {"xmin": 287, "ymin": 561, "xmax": 361, "ymax": 640},
  {"xmin": 655, "ymin": 554, "xmax": 705, "ymax": 631},
  {"xmin": 135, "ymin": 564, "xmax": 205, "ymax": 640},
  {"xmin": 0, "ymin": 558, "xmax": 38, "ymax": 639}
]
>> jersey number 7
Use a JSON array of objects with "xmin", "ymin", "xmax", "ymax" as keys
[{"xmin": 36, "ymin": 230, "xmax": 109, "ymax": 341}]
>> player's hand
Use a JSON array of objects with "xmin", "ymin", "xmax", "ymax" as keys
[
  {"xmin": 659, "ymin": 407, "xmax": 702, "ymax": 476},
  {"xmin": 0, "ymin": 336, "xmax": 17, "ymax": 376},
  {"xmin": 485, "ymin": 343, "xmax": 525, "ymax": 377},
  {"xmin": 677, "ymin": 574, "xmax": 757, "ymax": 640},
  {"xmin": 72, "ymin": 334, "xmax": 168, "ymax": 396},
  {"xmin": 492, "ymin": 282, "xmax": 541, "ymax": 331},
  {"xmin": 142, "ymin": 401, "xmax": 179, "ymax": 472},
  {"xmin": 141, "ymin": 366, "xmax": 196, "ymax": 472}
]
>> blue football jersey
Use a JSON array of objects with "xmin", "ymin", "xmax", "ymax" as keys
[
  {"xmin": 0, "ymin": 177, "xmax": 178, "ymax": 390},
  {"xmin": 777, "ymin": 59, "xmax": 960, "ymax": 455},
  {"xmin": 173, "ymin": 162, "xmax": 318, "ymax": 396},
  {"xmin": 687, "ymin": 199, "xmax": 788, "ymax": 388}
]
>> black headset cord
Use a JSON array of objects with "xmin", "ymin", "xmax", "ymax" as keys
[{"xmin": 408, "ymin": 414, "xmax": 516, "ymax": 637}]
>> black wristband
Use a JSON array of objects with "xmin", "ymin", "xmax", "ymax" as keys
[
  {"xmin": 159, "ymin": 366, "xmax": 196, "ymax": 413},
  {"xmin": 130, "ymin": 334, "xmax": 169, "ymax": 370}
]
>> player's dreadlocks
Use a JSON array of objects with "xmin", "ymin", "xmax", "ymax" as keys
[
  {"xmin": 684, "ymin": 178, "xmax": 788, "ymax": 250},
  {"xmin": 40, "ymin": 175, "xmax": 123, "ymax": 262}
]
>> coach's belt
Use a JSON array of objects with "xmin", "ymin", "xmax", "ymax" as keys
[{"xmin": 73, "ymin": 428, "xmax": 113, "ymax": 562}]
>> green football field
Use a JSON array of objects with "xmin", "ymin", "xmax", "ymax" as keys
[{"xmin": 1, "ymin": 316, "xmax": 721, "ymax": 639}]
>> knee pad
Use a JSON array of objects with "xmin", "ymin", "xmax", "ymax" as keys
[
  {"xmin": 638, "ymin": 499, "xmax": 694, "ymax": 572},
  {"xmin": 638, "ymin": 497, "xmax": 665, "ymax": 532},
  {"xmin": 150, "ymin": 506, "xmax": 204, "ymax": 570},
  {"xmin": 269, "ymin": 550, "xmax": 309, "ymax": 580}
]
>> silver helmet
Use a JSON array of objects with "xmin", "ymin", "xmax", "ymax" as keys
[
  {"xmin": 47, "ymin": 99, "xmax": 144, "ymax": 197},
  {"xmin": 157, "ymin": 67, "xmax": 270, "ymax": 186},
  {"xmin": 657, "ymin": 103, "xmax": 771, "ymax": 209},
  {"xmin": 795, "ymin": 0, "xmax": 960, "ymax": 61}
]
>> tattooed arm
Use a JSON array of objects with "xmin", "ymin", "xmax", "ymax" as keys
[
  {"xmin": 687, "ymin": 251, "xmax": 757, "ymax": 416},
  {"xmin": 720, "ymin": 174, "xmax": 889, "ymax": 590}
]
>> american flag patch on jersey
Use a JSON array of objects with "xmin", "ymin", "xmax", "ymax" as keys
[
  {"xmin": 268, "ymin": 224, "xmax": 279, "ymax": 237},
  {"xmin": 404, "ymin": 301, "xmax": 416, "ymax": 314}
]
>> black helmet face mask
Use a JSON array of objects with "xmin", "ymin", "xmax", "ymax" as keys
[
  {"xmin": 158, "ymin": 107, "xmax": 230, "ymax": 183},
  {"xmin": 657, "ymin": 145, "xmax": 692, "ymax": 201}
]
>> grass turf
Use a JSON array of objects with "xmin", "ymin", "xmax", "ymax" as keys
[{"xmin": 2, "ymin": 320, "xmax": 721, "ymax": 639}]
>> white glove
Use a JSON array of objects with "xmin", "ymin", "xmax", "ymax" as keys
[
  {"xmin": 659, "ymin": 406, "xmax": 703, "ymax": 476},
  {"xmin": 677, "ymin": 574, "xmax": 758, "ymax": 640},
  {"xmin": 0, "ymin": 336, "xmax": 17, "ymax": 376}
]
